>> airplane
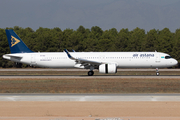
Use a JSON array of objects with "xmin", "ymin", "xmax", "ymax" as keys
[{"xmin": 3, "ymin": 29, "xmax": 178, "ymax": 76}]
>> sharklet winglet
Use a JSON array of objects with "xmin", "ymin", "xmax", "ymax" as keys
[{"xmin": 64, "ymin": 49, "xmax": 76, "ymax": 60}]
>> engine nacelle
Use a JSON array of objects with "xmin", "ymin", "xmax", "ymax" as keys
[{"xmin": 99, "ymin": 64, "xmax": 117, "ymax": 74}]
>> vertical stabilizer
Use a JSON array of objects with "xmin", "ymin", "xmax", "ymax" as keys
[{"xmin": 5, "ymin": 29, "xmax": 33, "ymax": 53}]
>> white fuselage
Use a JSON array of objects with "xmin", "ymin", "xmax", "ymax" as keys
[{"xmin": 3, "ymin": 52, "xmax": 178, "ymax": 68}]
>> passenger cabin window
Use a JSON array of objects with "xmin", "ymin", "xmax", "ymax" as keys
[{"xmin": 165, "ymin": 56, "xmax": 172, "ymax": 59}]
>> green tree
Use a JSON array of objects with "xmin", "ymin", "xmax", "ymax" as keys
[
  {"xmin": 143, "ymin": 29, "xmax": 159, "ymax": 51},
  {"xmin": 127, "ymin": 27, "xmax": 145, "ymax": 51},
  {"xmin": 90, "ymin": 26, "xmax": 103, "ymax": 39},
  {"xmin": 173, "ymin": 29, "xmax": 180, "ymax": 66},
  {"xmin": 100, "ymin": 28, "xmax": 118, "ymax": 51},
  {"xmin": 157, "ymin": 28, "xmax": 173, "ymax": 54},
  {"xmin": 60, "ymin": 28, "xmax": 74, "ymax": 51},
  {"xmin": 0, "ymin": 28, "xmax": 9, "ymax": 67},
  {"xmin": 115, "ymin": 28, "xmax": 129, "ymax": 51}
]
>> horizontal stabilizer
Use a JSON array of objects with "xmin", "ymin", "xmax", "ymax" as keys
[
  {"xmin": 3, "ymin": 54, "xmax": 23, "ymax": 60},
  {"xmin": 3, "ymin": 54, "xmax": 23, "ymax": 58}
]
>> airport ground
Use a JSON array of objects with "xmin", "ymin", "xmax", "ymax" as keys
[
  {"xmin": 0, "ymin": 68, "xmax": 180, "ymax": 93},
  {"xmin": 0, "ymin": 68, "xmax": 180, "ymax": 120}
]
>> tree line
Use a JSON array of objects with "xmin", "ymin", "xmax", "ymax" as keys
[{"xmin": 0, "ymin": 26, "xmax": 180, "ymax": 68}]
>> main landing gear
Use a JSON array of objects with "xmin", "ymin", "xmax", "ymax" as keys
[
  {"xmin": 156, "ymin": 68, "xmax": 160, "ymax": 76},
  {"xmin": 88, "ymin": 66, "xmax": 94, "ymax": 76},
  {"xmin": 88, "ymin": 71, "xmax": 94, "ymax": 76}
]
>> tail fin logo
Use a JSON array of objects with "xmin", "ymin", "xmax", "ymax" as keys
[{"xmin": 11, "ymin": 35, "xmax": 20, "ymax": 47}]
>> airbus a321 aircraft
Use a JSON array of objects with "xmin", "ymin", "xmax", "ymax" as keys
[{"xmin": 3, "ymin": 29, "xmax": 178, "ymax": 76}]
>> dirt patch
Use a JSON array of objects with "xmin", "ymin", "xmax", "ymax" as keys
[{"xmin": 0, "ymin": 101, "xmax": 180, "ymax": 118}]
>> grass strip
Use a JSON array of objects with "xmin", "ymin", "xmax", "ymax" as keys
[{"xmin": 0, "ymin": 78, "xmax": 180, "ymax": 93}]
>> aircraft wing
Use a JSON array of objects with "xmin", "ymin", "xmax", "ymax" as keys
[
  {"xmin": 77, "ymin": 58, "xmax": 102, "ymax": 65},
  {"xmin": 64, "ymin": 49, "xmax": 103, "ymax": 65}
]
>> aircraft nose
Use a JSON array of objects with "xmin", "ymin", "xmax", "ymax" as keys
[
  {"xmin": 173, "ymin": 59, "xmax": 178, "ymax": 66},
  {"xmin": 175, "ymin": 59, "xmax": 178, "ymax": 65},
  {"xmin": 170, "ymin": 59, "xmax": 178, "ymax": 66}
]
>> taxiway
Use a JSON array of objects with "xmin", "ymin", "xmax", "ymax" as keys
[
  {"xmin": 0, "ymin": 94, "xmax": 180, "ymax": 101},
  {"xmin": 0, "ymin": 75, "xmax": 180, "ymax": 78}
]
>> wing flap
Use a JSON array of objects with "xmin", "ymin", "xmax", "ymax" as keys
[{"xmin": 78, "ymin": 58, "xmax": 102, "ymax": 65}]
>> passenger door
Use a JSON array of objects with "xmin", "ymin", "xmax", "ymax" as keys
[
  {"xmin": 31, "ymin": 54, "xmax": 36, "ymax": 65},
  {"xmin": 155, "ymin": 53, "xmax": 160, "ymax": 63}
]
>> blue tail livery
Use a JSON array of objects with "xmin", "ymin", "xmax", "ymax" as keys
[{"xmin": 5, "ymin": 29, "xmax": 33, "ymax": 53}]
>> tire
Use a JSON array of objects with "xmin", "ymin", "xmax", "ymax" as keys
[
  {"xmin": 88, "ymin": 71, "xmax": 94, "ymax": 76},
  {"xmin": 156, "ymin": 72, "xmax": 160, "ymax": 76}
]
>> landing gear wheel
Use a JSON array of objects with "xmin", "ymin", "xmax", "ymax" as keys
[
  {"xmin": 156, "ymin": 68, "xmax": 159, "ymax": 76},
  {"xmin": 88, "ymin": 71, "xmax": 94, "ymax": 76},
  {"xmin": 156, "ymin": 72, "xmax": 160, "ymax": 76}
]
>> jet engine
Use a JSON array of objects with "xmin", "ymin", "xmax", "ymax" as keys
[{"xmin": 99, "ymin": 64, "xmax": 117, "ymax": 74}]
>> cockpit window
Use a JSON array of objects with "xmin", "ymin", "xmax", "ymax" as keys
[{"xmin": 165, "ymin": 56, "xmax": 172, "ymax": 59}]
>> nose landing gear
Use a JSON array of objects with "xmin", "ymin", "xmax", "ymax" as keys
[{"xmin": 156, "ymin": 68, "xmax": 160, "ymax": 76}]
